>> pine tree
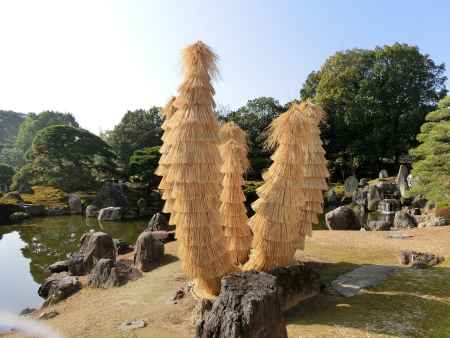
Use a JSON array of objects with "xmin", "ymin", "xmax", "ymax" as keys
[
  {"xmin": 410, "ymin": 96, "xmax": 450, "ymax": 205},
  {"xmin": 162, "ymin": 41, "xmax": 233, "ymax": 295},
  {"xmin": 219, "ymin": 122, "xmax": 252, "ymax": 265}
]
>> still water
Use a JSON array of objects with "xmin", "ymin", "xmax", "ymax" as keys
[{"xmin": 0, "ymin": 216, "xmax": 146, "ymax": 313}]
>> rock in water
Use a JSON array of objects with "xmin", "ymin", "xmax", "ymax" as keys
[
  {"xmin": 325, "ymin": 206, "xmax": 360, "ymax": 230},
  {"xmin": 22, "ymin": 204, "xmax": 46, "ymax": 217},
  {"xmin": 97, "ymin": 207, "xmax": 122, "ymax": 221},
  {"xmin": 85, "ymin": 204, "xmax": 99, "ymax": 218},
  {"xmin": 344, "ymin": 176, "xmax": 359, "ymax": 195},
  {"xmin": 367, "ymin": 185, "xmax": 382, "ymax": 211},
  {"xmin": 76, "ymin": 232, "xmax": 116, "ymax": 274},
  {"xmin": 196, "ymin": 270, "xmax": 288, "ymax": 338},
  {"xmin": 134, "ymin": 232, "xmax": 164, "ymax": 272},
  {"xmin": 379, "ymin": 169, "xmax": 389, "ymax": 179},
  {"xmin": 393, "ymin": 210, "xmax": 417, "ymax": 229},
  {"xmin": 9, "ymin": 211, "xmax": 29, "ymax": 222},
  {"xmin": 68, "ymin": 194, "xmax": 82, "ymax": 214},
  {"xmin": 147, "ymin": 212, "xmax": 169, "ymax": 231}
]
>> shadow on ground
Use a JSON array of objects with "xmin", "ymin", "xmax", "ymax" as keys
[{"xmin": 286, "ymin": 262, "xmax": 450, "ymax": 338}]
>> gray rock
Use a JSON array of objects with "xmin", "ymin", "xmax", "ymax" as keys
[
  {"xmin": 387, "ymin": 233, "xmax": 413, "ymax": 240},
  {"xmin": 367, "ymin": 185, "xmax": 382, "ymax": 211},
  {"xmin": 118, "ymin": 319, "xmax": 147, "ymax": 332},
  {"xmin": 134, "ymin": 232, "xmax": 164, "ymax": 272},
  {"xmin": 399, "ymin": 251, "xmax": 445, "ymax": 268},
  {"xmin": 49, "ymin": 260, "xmax": 70, "ymax": 273},
  {"xmin": 93, "ymin": 181, "xmax": 129, "ymax": 210},
  {"xmin": 97, "ymin": 207, "xmax": 122, "ymax": 221},
  {"xmin": 359, "ymin": 178, "xmax": 369, "ymax": 187},
  {"xmin": 47, "ymin": 207, "xmax": 70, "ymax": 216},
  {"xmin": 325, "ymin": 206, "xmax": 360, "ymax": 230},
  {"xmin": 19, "ymin": 308, "xmax": 36, "ymax": 316},
  {"xmin": 396, "ymin": 165, "xmax": 409, "ymax": 197},
  {"xmin": 377, "ymin": 199, "xmax": 401, "ymax": 214},
  {"xmin": 148, "ymin": 231, "xmax": 176, "ymax": 244},
  {"xmin": 113, "ymin": 239, "xmax": 134, "ymax": 255},
  {"xmin": 147, "ymin": 212, "xmax": 169, "ymax": 231},
  {"xmin": 331, "ymin": 265, "xmax": 397, "ymax": 297},
  {"xmin": 88, "ymin": 258, "xmax": 140, "ymax": 288},
  {"xmin": 352, "ymin": 189, "xmax": 368, "ymax": 210},
  {"xmin": 9, "ymin": 211, "xmax": 29, "ymax": 222},
  {"xmin": 407, "ymin": 174, "xmax": 414, "ymax": 188},
  {"xmin": 68, "ymin": 194, "xmax": 82, "ymax": 214},
  {"xmin": 78, "ymin": 232, "xmax": 116, "ymax": 273},
  {"xmin": 38, "ymin": 272, "xmax": 81, "ymax": 305},
  {"xmin": 68, "ymin": 252, "xmax": 86, "ymax": 275},
  {"xmin": 38, "ymin": 309, "xmax": 58, "ymax": 320},
  {"xmin": 196, "ymin": 270, "xmax": 288, "ymax": 338},
  {"xmin": 22, "ymin": 204, "xmax": 46, "ymax": 217},
  {"xmin": 365, "ymin": 220, "xmax": 392, "ymax": 231},
  {"xmin": 393, "ymin": 210, "xmax": 417, "ymax": 229},
  {"xmin": 379, "ymin": 169, "xmax": 389, "ymax": 179},
  {"xmin": 325, "ymin": 189, "xmax": 339, "ymax": 205},
  {"xmin": 85, "ymin": 205, "xmax": 99, "ymax": 218},
  {"xmin": 344, "ymin": 176, "xmax": 359, "ymax": 194}
]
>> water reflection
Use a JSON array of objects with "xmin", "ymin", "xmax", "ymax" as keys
[{"xmin": 0, "ymin": 216, "xmax": 146, "ymax": 313}]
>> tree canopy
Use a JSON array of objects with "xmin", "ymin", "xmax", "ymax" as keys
[
  {"xmin": 128, "ymin": 146, "xmax": 161, "ymax": 186},
  {"xmin": 0, "ymin": 164, "xmax": 15, "ymax": 191},
  {"xmin": 409, "ymin": 96, "xmax": 450, "ymax": 205},
  {"xmin": 104, "ymin": 107, "xmax": 162, "ymax": 171},
  {"xmin": 28, "ymin": 125, "xmax": 116, "ymax": 191},
  {"xmin": 300, "ymin": 43, "xmax": 447, "ymax": 178}
]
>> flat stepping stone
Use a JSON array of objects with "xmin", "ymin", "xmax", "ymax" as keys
[
  {"xmin": 387, "ymin": 233, "xmax": 413, "ymax": 240},
  {"xmin": 331, "ymin": 265, "xmax": 397, "ymax": 297}
]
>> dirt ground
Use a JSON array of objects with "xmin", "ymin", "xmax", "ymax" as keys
[{"xmin": 5, "ymin": 227, "xmax": 450, "ymax": 338}]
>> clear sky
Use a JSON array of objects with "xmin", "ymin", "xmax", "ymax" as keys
[{"xmin": 1, "ymin": 0, "xmax": 449, "ymax": 133}]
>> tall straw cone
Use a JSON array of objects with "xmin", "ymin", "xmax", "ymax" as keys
[
  {"xmin": 163, "ymin": 41, "xmax": 234, "ymax": 295},
  {"xmin": 297, "ymin": 100, "xmax": 329, "ymax": 239},
  {"xmin": 156, "ymin": 96, "xmax": 177, "ymax": 223},
  {"xmin": 244, "ymin": 104, "xmax": 309, "ymax": 271},
  {"xmin": 219, "ymin": 123, "xmax": 252, "ymax": 265}
]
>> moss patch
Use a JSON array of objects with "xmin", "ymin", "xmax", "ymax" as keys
[{"xmin": 21, "ymin": 186, "xmax": 68, "ymax": 208}]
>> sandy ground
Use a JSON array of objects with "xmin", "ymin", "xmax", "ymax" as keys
[{"xmin": 5, "ymin": 227, "xmax": 450, "ymax": 338}]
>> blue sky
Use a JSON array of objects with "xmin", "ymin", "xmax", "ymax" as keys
[{"xmin": 0, "ymin": 0, "xmax": 448, "ymax": 133}]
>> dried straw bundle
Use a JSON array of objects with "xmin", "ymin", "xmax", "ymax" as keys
[
  {"xmin": 156, "ymin": 97, "xmax": 177, "ymax": 222},
  {"xmin": 296, "ymin": 100, "xmax": 329, "ymax": 238},
  {"xmin": 244, "ymin": 104, "xmax": 309, "ymax": 271},
  {"xmin": 219, "ymin": 135, "xmax": 252, "ymax": 265},
  {"xmin": 162, "ymin": 41, "xmax": 233, "ymax": 295}
]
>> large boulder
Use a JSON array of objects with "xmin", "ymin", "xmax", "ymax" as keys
[
  {"xmin": 87, "ymin": 258, "xmax": 141, "ymax": 288},
  {"xmin": 367, "ymin": 185, "xmax": 382, "ymax": 211},
  {"xmin": 344, "ymin": 176, "xmax": 359, "ymax": 195},
  {"xmin": 70, "ymin": 232, "xmax": 116, "ymax": 275},
  {"xmin": 396, "ymin": 165, "xmax": 409, "ymax": 198},
  {"xmin": 49, "ymin": 260, "xmax": 70, "ymax": 273},
  {"xmin": 9, "ymin": 211, "xmax": 30, "ymax": 222},
  {"xmin": 134, "ymin": 232, "xmax": 164, "ymax": 272},
  {"xmin": 393, "ymin": 210, "xmax": 417, "ymax": 229},
  {"xmin": 98, "ymin": 207, "xmax": 122, "ymax": 221},
  {"xmin": 147, "ymin": 212, "xmax": 169, "ymax": 231},
  {"xmin": 325, "ymin": 206, "xmax": 360, "ymax": 230},
  {"xmin": 68, "ymin": 194, "xmax": 82, "ymax": 214},
  {"xmin": 85, "ymin": 204, "xmax": 99, "ymax": 218},
  {"xmin": 23, "ymin": 204, "xmax": 47, "ymax": 217},
  {"xmin": 92, "ymin": 181, "xmax": 129, "ymax": 210},
  {"xmin": 379, "ymin": 169, "xmax": 389, "ymax": 179},
  {"xmin": 196, "ymin": 270, "xmax": 288, "ymax": 338},
  {"xmin": 352, "ymin": 189, "xmax": 368, "ymax": 210},
  {"xmin": 399, "ymin": 251, "xmax": 445, "ymax": 268},
  {"xmin": 38, "ymin": 272, "xmax": 81, "ymax": 306}
]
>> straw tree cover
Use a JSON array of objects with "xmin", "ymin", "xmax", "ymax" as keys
[
  {"xmin": 161, "ymin": 41, "xmax": 233, "ymax": 294},
  {"xmin": 219, "ymin": 122, "xmax": 252, "ymax": 265},
  {"xmin": 156, "ymin": 97, "xmax": 177, "ymax": 224},
  {"xmin": 245, "ymin": 102, "xmax": 328, "ymax": 271}
]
